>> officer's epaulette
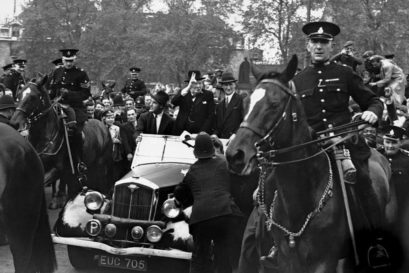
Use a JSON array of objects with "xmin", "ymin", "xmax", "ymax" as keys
[{"xmin": 400, "ymin": 149, "xmax": 409, "ymax": 156}]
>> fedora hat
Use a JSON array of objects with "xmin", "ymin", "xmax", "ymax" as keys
[
  {"xmin": 151, "ymin": 90, "xmax": 169, "ymax": 106},
  {"xmin": 193, "ymin": 132, "xmax": 215, "ymax": 159},
  {"xmin": 0, "ymin": 95, "xmax": 16, "ymax": 110},
  {"xmin": 219, "ymin": 72, "xmax": 237, "ymax": 84},
  {"xmin": 184, "ymin": 70, "xmax": 205, "ymax": 82}
]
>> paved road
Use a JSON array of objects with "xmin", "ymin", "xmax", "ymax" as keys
[{"xmin": 0, "ymin": 185, "xmax": 104, "ymax": 273}]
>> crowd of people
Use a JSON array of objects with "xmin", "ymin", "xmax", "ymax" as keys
[{"xmin": 1, "ymin": 19, "xmax": 409, "ymax": 273}]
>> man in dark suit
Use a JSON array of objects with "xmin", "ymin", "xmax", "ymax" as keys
[
  {"xmin": 174, "ymin": 132, "xmax": 243, "ymax": 273},
  {"xmin": 214, "ymin": 72, "xmax": 244, "ymax": 139},
  {"xmin": 136, "ymin": 90, "xmax": 174, "ymax": 136},
  {"xmin": 171, "ymin": 70, "xmax": 215, "ymax": 135}
]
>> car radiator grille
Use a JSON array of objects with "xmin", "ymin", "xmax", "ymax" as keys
[{"xmin": 112, "ymin": 183, "xmax": 154, "ymax": 220}]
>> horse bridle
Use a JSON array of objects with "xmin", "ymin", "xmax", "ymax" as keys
[
  {"xmin": 239, "ymin": 78, "xmax": 299, "ymax": 153},
  {"xmin": 16, "ymin": 82, "xmax": 60, "ymax": 125}
]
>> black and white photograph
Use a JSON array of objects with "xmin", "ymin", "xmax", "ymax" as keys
[{"xmin": 1, "ymin": 0, "xmax": 409, "ymax": 272}]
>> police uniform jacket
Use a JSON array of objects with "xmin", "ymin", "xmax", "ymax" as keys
[
  {"xmin": 379, "ymin": 148, "xmax": 409, "ymax": 211},
  {"xmin": 171, "ymin": 89, "xmax": 215, "ymax": 135},
  {"xmin": 49, "ymin": 66, "xmax": 91, "ymax": 123},
  {"xmin": 121, "ymin": 79, "xmax": 147, "ymax": 100},
  {"xmin": 214, "ymin": 92, "xmax": 244, "ymax": 139},
  {"xmin": 1, "ymin": 69, "xmax": 25, "ymax": 99},
  {"xmin": 293, "ymin": 62, "xmax": 383, "ymax": 132},
  {"xmin": 174, "ymin": 155, "xmax": 242, "ymax": 225}
]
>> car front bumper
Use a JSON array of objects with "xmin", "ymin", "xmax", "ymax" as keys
[{"xmin": 52, "ymin": 234, "xmax": 192, "ymax": 260}]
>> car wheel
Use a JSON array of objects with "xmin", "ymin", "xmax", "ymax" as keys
[{"xmin": 67, "ymin": 246, "xmax": 94, "ymax": 269}]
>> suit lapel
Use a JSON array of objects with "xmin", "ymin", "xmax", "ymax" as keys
[{"xmin": 224, "ymin": 93, "xmax": 238, "ymax": 120}]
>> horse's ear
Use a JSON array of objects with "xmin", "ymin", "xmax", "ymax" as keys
[
  {"xmin": 280, "ymin": 54, "xmax": 298, "ymax": 83},
  {"xmin": 251, "ymin": 62, "xmax": 263, "ymax": 81}
]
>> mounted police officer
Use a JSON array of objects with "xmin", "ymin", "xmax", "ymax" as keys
[
  {"xmin": 121, "ymin": 67, "xmax": 147, "ymax": 101},
  {"xmin": 49, "ymin": 48, "xmax": 91, "ymax": 175},
  {"xmin": 2, "ymin": 59, "xmax": 26, "ymax": 100},
  {"xmin": 293, "ymin": 21, "xmax": 384, "ymax": 226}
]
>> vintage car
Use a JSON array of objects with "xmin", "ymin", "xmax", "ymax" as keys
[{"xmin": 52, "ymin": 134, "xmax": 223, "ymax": 272}]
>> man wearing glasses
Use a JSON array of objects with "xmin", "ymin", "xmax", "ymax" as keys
[
  {"xmin": 213, "ymin": 72, "xmax": 244, "ymax": 139},
  {"xmin": 171, "ymin": 70, "xmax": 215, "ymax": 135}
]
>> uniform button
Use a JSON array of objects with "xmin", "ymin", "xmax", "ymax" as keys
[
  {"xmin": 323, "ymin": 118, "xmax": 327, "ymax": 122},
  {"xmin": 336, "ymin": 88, "xmax": 341, "ymax": 91},
  {"xmin": 319, "ymin": 89, "xmax": 323, "ymax": 92},
  {"xmin": 328, "ymin": 124, "xmax": 333, "ymax": 128},
  {"xmin": 320, "ymin": 99, "xmax": 325, "ymax": 103},
  {"xmin": 322, "ymin": 109, "xmax": 326, "ymax": 113},
  {"xmin": 318, "ymin": 70, "xmax": 322, "ymax": 74},
  {"xmin": 301, "ymin": 94, "xmax": 306, "ymax": 98}
]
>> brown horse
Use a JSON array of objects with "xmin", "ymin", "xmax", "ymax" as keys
[
  {"xmin": 10, "ymin": 75, "xmax": 114, "ymax": 198},
  {"xmin": 226, "ymin": 55, "xmax": 397, "ymax": 272},
  {"xmin": 0, "ymin": 123, "xmax": 56, "ymax": 272}
]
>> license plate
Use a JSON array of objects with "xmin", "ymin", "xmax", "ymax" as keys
[{"xmin": 98, "ymin": 254, "xmax": 147, "ymax": 271}]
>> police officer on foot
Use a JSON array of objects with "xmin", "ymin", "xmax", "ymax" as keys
[
  {"xmin": 293, "ymin": 21, "xmax": 386, "ymax": 267},
  {"xmin": 49, "ymin": 48, "xmax": 91, "ymax": 176},
  {"xmin": 174, "ymin": 132, "xmax": 243, "ymax": 273},
  {"xmin": 121, "ymin": 67, "xmax": 147, "ymax": 100},
  {"xmin": 2, "ymin": 59, "xmax": 26, "ymax": 100},
  {"xmin": 380, "ymin": 126, "xmax": 409, "ymax": 228}
]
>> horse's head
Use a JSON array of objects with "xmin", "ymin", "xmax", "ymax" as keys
[
  {"xmin": 226, "ymin": 55, "xmax": 302, "ymax": 175},
  {"xmin": 10, "ymin": 73, "xmax": 50, "ymax": 130}
]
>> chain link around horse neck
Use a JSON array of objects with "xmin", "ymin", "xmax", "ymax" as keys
[{"xmin": 257, "ymin": 152, "xmax": 334, "ymax": 240}]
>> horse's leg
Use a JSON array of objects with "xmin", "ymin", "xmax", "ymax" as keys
[
  {"xmin": 238, "ymin": 207, "xmax": 262, "ymax": 273},
  {"xmin": 48, "ymin": 180, "xmax": 58, "ymax": 209}
]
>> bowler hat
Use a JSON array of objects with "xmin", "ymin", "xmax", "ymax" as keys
[
  {"xmin": 112, "ymin": 94, "xmax": 125, "ymax": 107},
  {"xmin": 383, "ymin": 125, "xmax": 405, "ymax": 141},
  {"xmin": 384, "ymin": 53, "xmax": 395, "ymax": 59},
  {"xmin": 184, "ymin": 70, "xmax": 205, "ymax": 82},
  {"xmin": 193, "ymin": 132, "xmax": 215, "ymax": 159},
  {"xmin": 0, "ymin": 95, "xmax": 16, "ymax": 110},
  {"xmin": 302, "ymin": 21, "xmax": 340, "ymax": 40},
  {"xmin": 151, "ymin": 90, "xmax": 169, "ymax": 106},
  {"xmin": 219, "ymin": 72, "xmax": 237, "ymax": 84}
]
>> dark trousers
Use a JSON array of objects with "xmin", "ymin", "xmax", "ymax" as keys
[
  {"xmin": 190, "ymin": 215, "xmax": 242, "ymax": 273},
  {"xmin": 346, "ymin": 135, "xmax": 383, "ymax": 228},
  {"xmin": 69, "ymin": 121, "xmax": 85, "ymax": 166}
]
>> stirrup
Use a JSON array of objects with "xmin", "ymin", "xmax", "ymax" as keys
[{"xmin": 367, "ymin": 238, "xmax": 391, "ymax": 269}]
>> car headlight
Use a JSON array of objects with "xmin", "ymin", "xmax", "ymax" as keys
[
  {"xmin": 131, "ymin": 226, "xmax": 144, "ymax": 240},
  {"xmin": 146, "ymin": 225, "xmax": 163, "ymax": 243},
  {"xmin": 84, "ymin": 191, "xmax": 104, "ymax": 211},
  {"xmin": 162, "ymin": 198, "xmax": 181, "ymax": 218}
]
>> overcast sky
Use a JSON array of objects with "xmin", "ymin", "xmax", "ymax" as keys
[{"xmin": 0, "ymin": 0, "xmax": 26, "ymax": 22}]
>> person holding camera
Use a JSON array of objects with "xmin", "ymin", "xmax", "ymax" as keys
[{"xmin": 330, "ymin": 40, "xmax": 362, "ymax": 72}]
